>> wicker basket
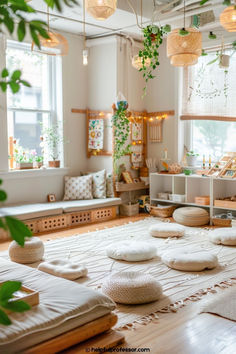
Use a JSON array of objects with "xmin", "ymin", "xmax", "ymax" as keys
[
  {"xmin": 150, "ymin": 205, "xmax": 176, "ymax": 218},
  {"xmin": 212, "ymin": 217, "xmax": 232, "ymax": 227},
  {"xmin": 120, "ymin": 203, "xmax": 139, "ymax": 216}
]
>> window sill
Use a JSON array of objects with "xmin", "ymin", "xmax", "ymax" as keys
[{"xmin": 0, "ymin": 167, "xmax": 69, "ymax": 179}]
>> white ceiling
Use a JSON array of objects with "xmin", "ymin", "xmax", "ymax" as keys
[{"xmin": 27, "ymin": 0, "xmax": 231, "ymax": 41}]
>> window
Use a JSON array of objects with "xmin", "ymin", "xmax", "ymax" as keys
[
  {"xmin": 6, "ymin": 40, "xmax": 62, "ymax": 169},
  {"xmin": 182, "ymin": 48, "xmax": 236, "ymax": 162}
]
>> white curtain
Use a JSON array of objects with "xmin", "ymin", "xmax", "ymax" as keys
[{"xmin": 182, "ymin": 49, "xmax": 236, "ymax": 117}]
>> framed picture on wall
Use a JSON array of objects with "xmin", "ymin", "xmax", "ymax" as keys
[{"xmin": 122, "ymin": 171, "xmax": 133, "ymax": 184}]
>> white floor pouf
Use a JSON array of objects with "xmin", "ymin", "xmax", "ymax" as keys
[
  {"xmin": 38, "ymin": 259, "xmax": 88, "ymax": 280},
  {"xmin": 162, "ymin": 249, "xmax": 218, "ymax": 271},
  {"xmin": 102, "ymin": 271, "xmax": 163, "ymax": 304},
  {"xmin": 106, "ymin": 241, "xmax": 157, "ymax": 261},
  {"xmin": 149, "ymin": 223, "xmax": 185, "ymax": 238},
  {"xmin": 209, "ymin": 228, "xmax": 236, "ymax": 246},
  {"xmin": 9, "ymin": 237, "xmax": 44, "ymax": 264}
]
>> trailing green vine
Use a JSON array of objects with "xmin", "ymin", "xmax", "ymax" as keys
[
  {"xmin": 112, "ymin": 103, "xmax": 131, "ymax": 175},
  {"xmin": 138, "ymin": 24, "xmax": 171, "ymax": 96}
]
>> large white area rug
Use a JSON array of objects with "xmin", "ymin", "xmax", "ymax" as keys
[{"xmin": 1, "ymin": 218, "xmax": 236, "ymax": 329}]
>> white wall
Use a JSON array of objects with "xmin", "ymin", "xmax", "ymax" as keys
[
  {"xmin": 86, "ymin": 38, "xmax": 117, "ymax": 172},
  {"xmin": 0, "ymin": 32, "xmax": 88, "ymax": 204},
  {"xmin": 144, "ymin": 39, "xmax": 179, "ymax": 166}
]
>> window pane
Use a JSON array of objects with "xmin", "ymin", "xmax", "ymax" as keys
[
  {"xmin": 6, "ymin": 42, "xmax": 50, "ymax": 110},
  {"xmin": 192, "ymin": 120, "xmax": 236, "ymax": 161},
  {"xmin": 183, "ymin": 50, "xmax": 236, "ymax": 116},
  {"xmin": 8, "ymin": 111, "xmax": 50, "ymax": 169}
]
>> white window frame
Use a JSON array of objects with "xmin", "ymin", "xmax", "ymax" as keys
[{"xmin": 5, "ymin": 40, "xmax": 63, "ymax": 171}]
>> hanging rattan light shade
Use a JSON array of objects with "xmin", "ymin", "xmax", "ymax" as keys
[
  {"xmin": 32, "ymin": 31, "xmax": 68, "ymax": 56},
  {"xmin": 167, "ymin": 28, "xmax": 202, "ymax": 67},
  {"xmin": 220, "ymin": 5, "xmax": 236, "ymax": 32},
  {"xmin": 85, "ymin": 0, "xmax": 116, "ymax": 20},
  {"xmin": 132, "ymin": 55, "xmax": 151, "ymax": 70}
]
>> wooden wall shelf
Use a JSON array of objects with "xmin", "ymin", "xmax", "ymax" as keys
[{"xmin": 115, "ymin": 182, "xmax": 148, "ymax": 192}]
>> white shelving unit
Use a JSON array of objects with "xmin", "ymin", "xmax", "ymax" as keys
[{"xmin": 150, "ymin": 173, "xmax": 236, "ymax": 221}]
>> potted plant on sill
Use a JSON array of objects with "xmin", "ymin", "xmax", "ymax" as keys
[
  {"xmin": 14, "ymin": 149, "xmax": 34, "ymax": 170},
  {"xmin": 41, "ymin": 123, "xmax": 65, "ymax": 168},
  {"xmin": 186, "ymin": 151, "xmax": 199, "ymax": 166},
  {"xmin": 34, "ymin": 155, "xmax": 44, "ymax": 169}
]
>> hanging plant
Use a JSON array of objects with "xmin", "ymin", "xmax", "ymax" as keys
[
  {"xmin": 138, "ymin": 24, "xmax": 171, "ymax": 96},
  {"xmin": 112, "ymin": 103, "xmax": 131, "ymax": 175}
]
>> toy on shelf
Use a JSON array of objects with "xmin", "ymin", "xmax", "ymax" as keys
[
  {"xmin": 207, "ymin": 154, "xmax": 233, "ymax": 177},
  {"xmin": 219, "ymin": 157, "xmax": 236, "ymax": 178},
  {"xmin": 160, "ymin": 149, "xmax": 171, "ymax": 172},
  {"xmin": 146, "ymin": 157, "xmax": 158, "ymax": 173}
]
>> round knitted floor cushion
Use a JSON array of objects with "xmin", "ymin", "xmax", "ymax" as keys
[
  {"xmin": 149, "ymin": 223, "xmax": 185, "ymax": 238},
  {"xmin": 173, "ymin": 207, "xmax": 210, "ymax": 226},
  {"xmin": 9, "ymin": 237, "xmax": 44, "ymax": 264},
  {"xmin": 209, "ymin": 228, "xmax": 236, "ymax": 246},
  {"xmin": 162, "ymin": 249, "xmax": 218, "ymax": 271},
  {"xmin": 106, "ymin": 241, "xmax": 156, "ymax": 261},
  {"xmin": 102, "ymin": 271, "xmax": 163, "ymax": 304}
]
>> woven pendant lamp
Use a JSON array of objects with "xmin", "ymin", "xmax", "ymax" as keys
[
  {"xmin": 220, "ymin": 5, "xmax": 236, "ymax": 32},
  {"xmin": 32, "ymin": 32, "xmax": 68, "ymax": 56},
  {"xmin": 132, "ymin": 55, "xmax": 151, "ymax": 70},
  {"xmin": 85, "ymin": 0, "xmax": 116, "ymax": 20},
  {"xmin": 167, "ymin": 0, "xmax": 201, "ymax": 67},
  {"xmin": 167, "ymin": 28, "xmax": 202, "ymax": 66},
  {"xmin": 32, "ymin": 7, "xmax": 68, "ymax": 56}
]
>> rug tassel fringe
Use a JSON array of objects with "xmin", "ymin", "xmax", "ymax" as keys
[{"xmin": 116, "ymin": 278, "xmax": 236, "ymax": 331}]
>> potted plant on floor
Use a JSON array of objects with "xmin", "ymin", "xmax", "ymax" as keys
[
  {"xmin": 41, "ymin": 123, "xmax": 65, "ymax": 168},
  {"xmin": 186, "ymin": 151, "xmax": 199, "ymax": 166}
]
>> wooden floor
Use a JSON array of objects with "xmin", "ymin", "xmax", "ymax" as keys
[{"xmin": 1, "ymin": 214, "xmax": 236, "ymax": 354}]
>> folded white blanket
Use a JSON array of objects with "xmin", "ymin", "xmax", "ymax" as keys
[{"xmin": 38, "ymin": 259, "xmax": 88, "ymax": 280}]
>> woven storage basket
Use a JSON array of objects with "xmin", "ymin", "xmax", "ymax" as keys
[
  {"xmin": 212, "ymin": 218, "xmax": 232, "ymax": 227},
  {"xmin": 150, "ymin": 205, "xmax": 176, "ymax": 218},
  {"xmin": 120, "ymin": 203, "xmax": 139, "ymax": 216}
]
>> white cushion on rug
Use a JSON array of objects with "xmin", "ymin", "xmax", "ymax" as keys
[
  {"xmin": 106, "ymin": 241, "xmax": 157, "ymax": 261},
  {"xmin": 209, "ymin": 228, "xmax": 236, "ymax": 246},
  {"xmin": 102, "ymin": 271, "xmax": 162, "ymax": 304},
  {"xmin": 149, "ymin": 223, "xmax": 185, "ymax": 238},
  {"xmin": 38, "ymin": 259, "xmax": 88, "ymax": 280},
  {"xmin": 63, "ymin": 175, "xmax": 93, "ymax": 200},
  {"xmin": 162, "ymin": 249, "xmax": 218, "ymax": 271},
  {"xmin": 9, "ymin": 237, "xmax": 44, "ymax": 264}
]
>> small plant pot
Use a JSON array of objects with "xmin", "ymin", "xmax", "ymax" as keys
[
  {"xmin": 16, "ymin": 162, "xmax": 33, "ymax": 170},
  {"xmin": 186, "ymin": 155, "xmax": 198, "ymax": 167},
  {"xmin": 48, "ymin": 160, "xmax": 60, "ymax": 168},
  {"xmin": 219, "ymin": 54, "xmax": 230, "ymax": 69}
]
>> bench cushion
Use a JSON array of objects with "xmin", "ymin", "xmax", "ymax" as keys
[
  {"xmin": 61, "ymin": 198, "xmax": 121, "ymax": 213},
  {"xmin": 0, "ymin": 203, "xmax": 63, "ymax": 221},
  {"xmin": 0, "ymin": 198, "xmax": 121, "ymax": 221},
  {"xmin": 0, "ymin": 258, "xmax": 115, "ymax": 352}
]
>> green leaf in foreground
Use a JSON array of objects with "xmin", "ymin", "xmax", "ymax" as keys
[
  {"xmin": 0, "ymin": 309, "xmax": 11, "ymax": 325},
  {"xmin": 4, "ymin": 216, "xmax": 32, "ymax": 246},
  {"xmin": 0, "ymin": 281, "xmax": 21, "ymax": 302},
  {"xmin": 3, "ymin": 301, "xmax": 31, "ymax": 312}
]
